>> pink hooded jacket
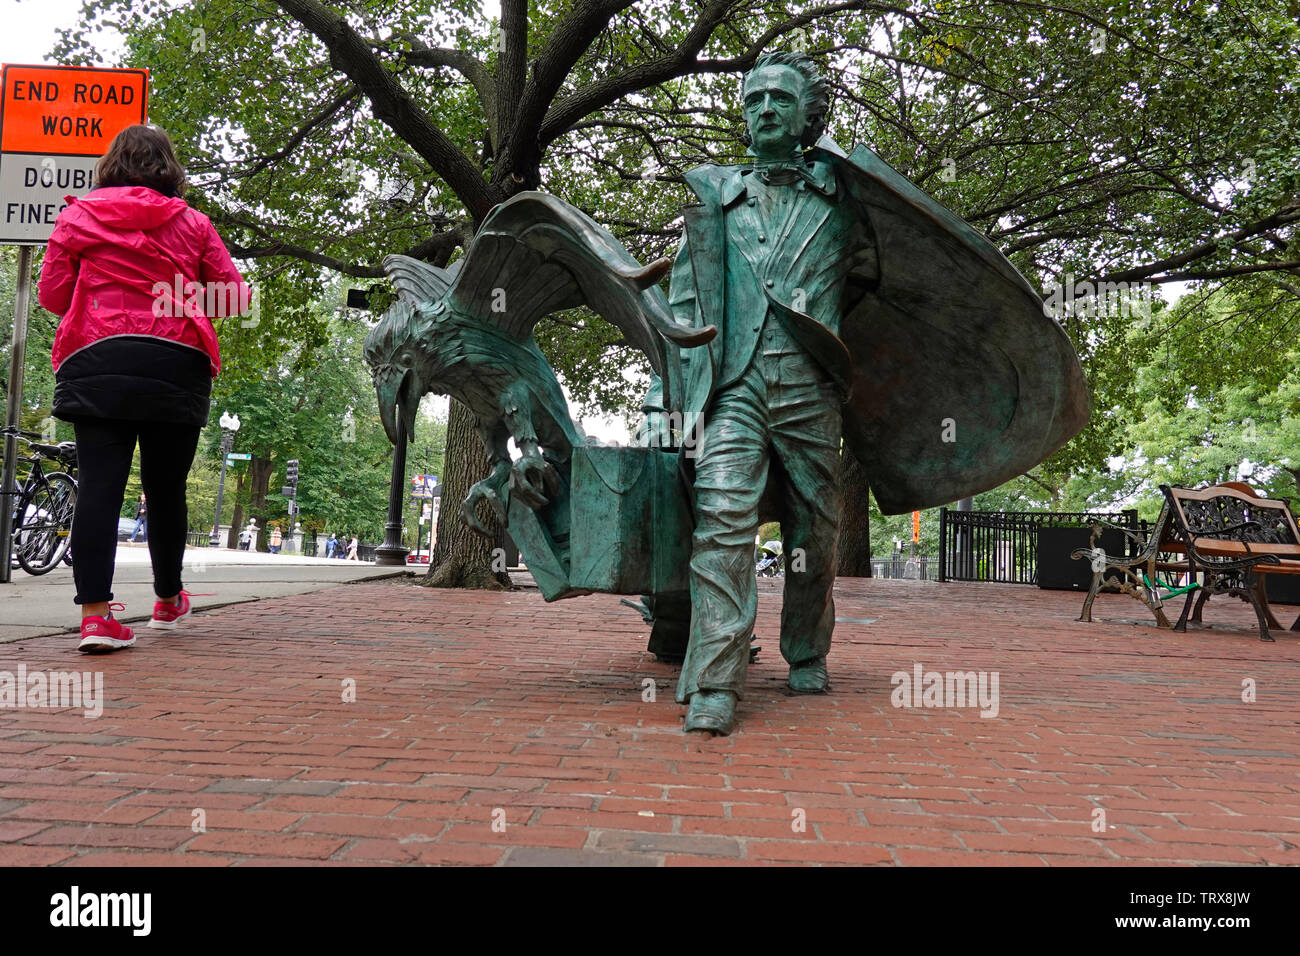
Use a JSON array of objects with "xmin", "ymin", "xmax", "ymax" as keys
[{"xmin": 39, "ymin": 185, "xmax": 248, "ymax": 375}]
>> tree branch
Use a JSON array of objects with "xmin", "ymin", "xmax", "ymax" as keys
[
  {"xmin": 497, "ymin": 0, "xmax": 529, "ymax": 156},
  {"xmin": 272, "ymin": 0, "xmax": 495, "ymax": 221},
  {"xmin": 496, "ymin": 0, "xmax": 638, "ymax": 184},
  {"xmin": 241, "ymin": 82, "xmax": 361, "ymax": 179},
  {"xmin": 537, "ymin": 0, "xmax": 736, "ymax": 150},
  {"xmin": 216, "ymin": 211, "xmax": 468, "ymax": 278},
  {"xmin": 1092, "ymin": 203, "xmax": 1300, "ymax": 284},
  {"xmin": 388, "ymin": 33, "xmax": 497, "ymax": 146}
]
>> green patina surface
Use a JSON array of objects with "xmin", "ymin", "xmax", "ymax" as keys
[{"xmin": 363, "ymin": 50, "xmax": 1090, "ymax": 735}]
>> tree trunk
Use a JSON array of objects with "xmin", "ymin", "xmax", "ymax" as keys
[
  {"xmin": 249, "ymin": 455, "xmax": 273, "ymax": 510},
  {"xmin": 837, "ymin": 448, "xmax": 872, "ymax": 577},
  {"xmin": 425, "ymin": 399, "xmax": 511, "ymax": 589}
]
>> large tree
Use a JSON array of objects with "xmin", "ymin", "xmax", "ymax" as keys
[{"xmin": 52, "ymin": 0, "xmax": 1299, "ymax": 584}]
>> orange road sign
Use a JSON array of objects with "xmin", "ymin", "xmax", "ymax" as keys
[
  {"xmin": 912, "ymin": 510, "xmax": 920, "ymax": 543},
  {"xmin": 0, "ymin": 64, "xmax": 148, "ymax": 155},
  {"xmin": 0, "ymin": 64, "xmax": 148, "ymax": 244}
]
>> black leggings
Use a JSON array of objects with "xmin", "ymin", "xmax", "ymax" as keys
[{"xmin": 71, "ymin": 419, "xmax": 201, "ymax": 605}]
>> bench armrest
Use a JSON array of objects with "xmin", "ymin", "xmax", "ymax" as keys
[{"xmin": 1084, "ymin": 518, "xmax": 1156, "ymax": 557}]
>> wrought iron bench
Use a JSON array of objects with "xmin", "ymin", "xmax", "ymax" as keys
[{"xmin": 1072, "ymin": 482, "xmax": 1300, "ymax": 642}]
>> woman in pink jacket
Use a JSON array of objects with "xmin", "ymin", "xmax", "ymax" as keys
[{"xmin": 38, "ymin": 125, "xmax": 250, "ymax": 652}]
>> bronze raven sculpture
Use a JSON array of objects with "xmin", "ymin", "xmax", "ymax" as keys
[{"xmin": 363, "ymin": 192, "xmax": 714, "ymax": 539}]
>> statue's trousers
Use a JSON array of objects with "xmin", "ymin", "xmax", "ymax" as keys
[{"xmin": 676, "ymin": 313, "xmax": 841, "ymax": 702}]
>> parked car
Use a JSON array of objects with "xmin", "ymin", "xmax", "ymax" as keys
[{"xmin": 117, "ymin": 518, "xmax": 137, "ymax": 541}]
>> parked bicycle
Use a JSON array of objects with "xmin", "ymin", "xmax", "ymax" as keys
[{"xmin": 2, "ymin": 426, "xmax": 78, "ymax": 575}]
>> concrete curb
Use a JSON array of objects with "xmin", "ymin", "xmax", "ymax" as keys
[{"xmin": 0, "ymin": 569, "xmax": 419, "ymax": 644}]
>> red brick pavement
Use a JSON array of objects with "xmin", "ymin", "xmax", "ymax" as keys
[{"xmin": 1, "ymin": 577, "xmax": 1298, "ymax": 866}]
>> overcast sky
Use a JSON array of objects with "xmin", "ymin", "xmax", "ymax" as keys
[{"xmin": 0, "ymin": 0, "xmax": 101, "ymax": 66}]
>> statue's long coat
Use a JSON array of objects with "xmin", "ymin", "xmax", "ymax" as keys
[{"xmin": 664, "ymin": 136, "xmax": 1090, "ymax": 515}]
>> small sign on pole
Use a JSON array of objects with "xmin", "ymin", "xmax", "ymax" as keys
[
  {"xmin": 0, "ymin": 64, "xmax": 149, "ymax": 244},
  {"xmin": 410, "ymin": 474, "xmax": 438, "ymax": 497},
  {"xmin": 912, "ymin": 510, "xmax": 921, "ymax": 543}
]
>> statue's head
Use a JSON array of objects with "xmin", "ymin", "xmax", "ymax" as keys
[{"xmin": 741, "ymin": 51, "xmax": 829, "ymax": 159}]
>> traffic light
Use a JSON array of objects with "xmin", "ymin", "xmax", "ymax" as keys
[{"xmin": 283, "ymin": 459, "xmax": 300, "ymax": 500}]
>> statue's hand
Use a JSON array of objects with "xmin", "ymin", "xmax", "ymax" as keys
[
  {"xmin": 509, "ymin": 452, "xmax": 559, "ymax": 510},
  {"xmin": 460, "ymin": 460, "xmax": 511, "ymax": 537}
]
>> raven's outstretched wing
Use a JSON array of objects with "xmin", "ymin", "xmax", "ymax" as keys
[
  {"xmin": 383, "ymin": 256, "xmax": 462, "ymax": 306},
  {"xmin": 442, "ymin": 194, "xmax": 714, "ymax": 386}
]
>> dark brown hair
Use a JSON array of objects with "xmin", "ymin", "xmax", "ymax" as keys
[{"xmin": 95, "ymin": 124, "xmax": 188, "ymax": 198}]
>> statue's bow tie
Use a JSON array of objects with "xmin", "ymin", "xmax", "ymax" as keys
[{"xmin": 757, "ymin": 163, "xmax": 818, "ymax": 187}]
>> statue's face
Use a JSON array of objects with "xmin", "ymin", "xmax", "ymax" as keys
[{"xmin": 743, "ymin": 64, "xmax": 808, "ymax": 161}]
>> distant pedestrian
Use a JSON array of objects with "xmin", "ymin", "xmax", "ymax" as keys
[
  {"xmin": 347, "ymin": 536, "xmax": 359, "ymax": 560},
  {"xmin": 241, "ymin": 519, "xmax": 257, "ymax": 551},
  {"xmin": 39, "ymin": 124, "xmax": 250, "ymax": 652},
  {"xmin": 325, "ymin": 533, "xmax": 338, "ymax": 558},
  {"xmin": 128, "ymin": 493, "xmax": 147, "ymax": 542},
  {"xmin": 269, "ymin": 523, "xmax": 282, "ymax": 554}
]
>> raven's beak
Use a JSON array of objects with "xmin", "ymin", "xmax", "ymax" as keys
[{"xmin": 375, "ymin": 366, "xmax": 417, "ymax": 445}]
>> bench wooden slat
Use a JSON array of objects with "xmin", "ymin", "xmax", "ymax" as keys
[{"xmin": 1161, "ymin": 540, "xmax": 1300, "ymax": 559}]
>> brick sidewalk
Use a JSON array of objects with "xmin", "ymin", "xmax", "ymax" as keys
[{"xmin": 1, "ymin": 578, "xmax": 1297, "ymax": 866}]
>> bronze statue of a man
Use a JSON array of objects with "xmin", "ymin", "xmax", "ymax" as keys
[
  {"xmin": 669, "ymin": 52, "xmax": 878, "ymax": 735},
  {"xmin": 366, "ymin": 49, "xmax": 1089, "ymax": 739}
]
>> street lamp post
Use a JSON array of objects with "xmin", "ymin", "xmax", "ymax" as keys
[
  {"xmin": 374, "ymin": 414, "xmax": 410, "ymax": 566},
  {"xmin": 210, "ymin": 411, "xmax": 241, "ymax": 547}
]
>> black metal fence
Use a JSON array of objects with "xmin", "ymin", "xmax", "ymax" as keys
[
  {"xmin": 870, "ymin": 555, "xmax": 941, "ymax": 580},
  {"xmin": 938, "ymin": 508, "xmax": 1141, "ymax": 584}
]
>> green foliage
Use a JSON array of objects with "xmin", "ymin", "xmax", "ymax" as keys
[
  {"xmin": 869, "ymin": 504, "xmax": 942, "ymax": 558},
  {"xmin": 1121, "ymin": 285, "xmax": 1300, "ymax": 514},
  {"xmin": 36, "ymin": 0, "xmax": 1300, "ymax": 543},
  {"xmin": 202, "ymin": 309, "xmax": 440, "ymax": 540}
]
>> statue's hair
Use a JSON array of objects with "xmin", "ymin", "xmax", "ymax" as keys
[{"xmin": 741, "ymin": 50, "xmax": 830, "ymax": 148}]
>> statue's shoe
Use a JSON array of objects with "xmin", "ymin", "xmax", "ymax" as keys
[
  {"xmin": 788, "ymin": 657, "xmax": 829, "ymax": 694},
  {"xmin": 684, "ymin": 690, "xmax": 737, "ymax": 736}
]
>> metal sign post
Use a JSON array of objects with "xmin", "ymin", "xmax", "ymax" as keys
[{"xmin": 0, "ymin": 244, "xmax": 32, "ymax": 582}]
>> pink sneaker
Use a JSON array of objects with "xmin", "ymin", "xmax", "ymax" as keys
[
  {"xmin": 79, "ymin": 604, "xmax": 135, "ymax": 653},
  {"xmin": 149, "ymin": 590, "xmax": 192, "ymax": 629}
]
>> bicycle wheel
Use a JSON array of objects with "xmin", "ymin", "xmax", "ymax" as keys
[{"xmin": 14, "ymin": 473, "xmax": 76, "ymax": 575}]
